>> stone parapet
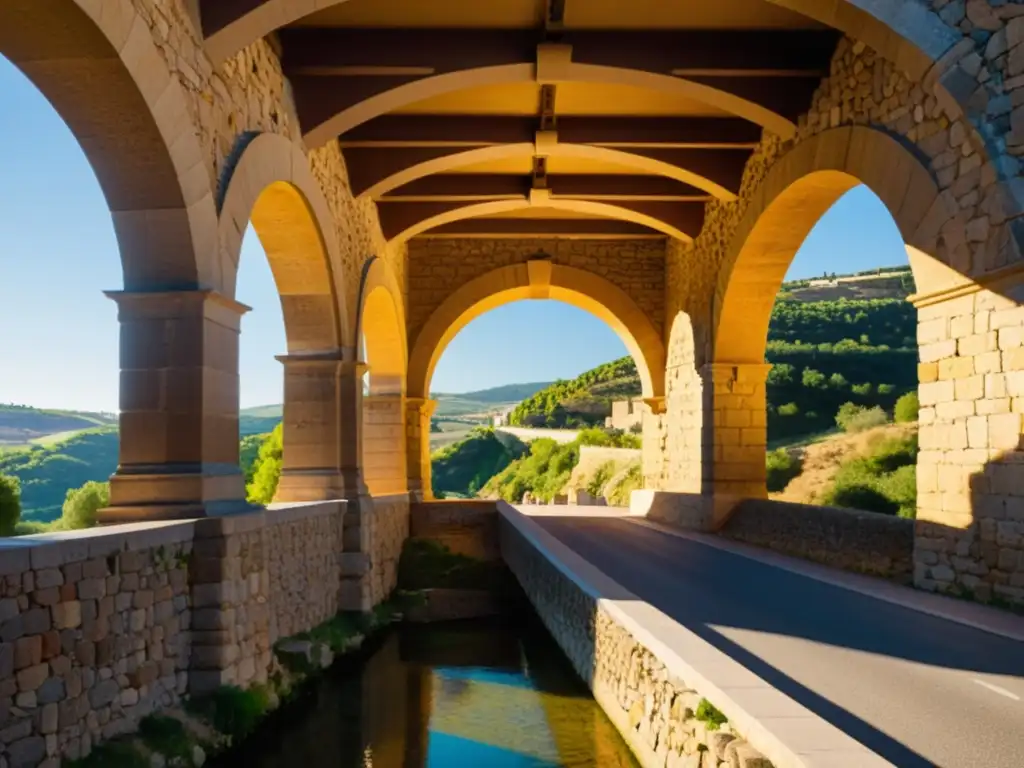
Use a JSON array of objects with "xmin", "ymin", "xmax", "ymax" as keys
[
  {"xmin": 0, "ymin": 501, "xmax": 351, "ymax": 765},
  {"xmin": 497, "ymin": 503, "xmax": 888, "ymax": 768},
  {"xmin": 721, "ymin": 499, "xmax": 915, "ymax": 584}
]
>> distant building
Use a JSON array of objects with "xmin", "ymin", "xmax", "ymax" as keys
[
  {"xmin": 492, "ymin": 406, "xmax": 516, "ymax": 426},
  {"xmin": 605, "ymin": 398, "xmax": 647, "ymax": 431}
]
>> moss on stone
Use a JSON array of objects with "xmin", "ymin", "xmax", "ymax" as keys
[
  {"xmin": 397, "ymin": 537, "xmax": 504, "ymax": 591},
  {"xmin": 695, "ymin": 698, "xmax": 728, "ymax": 731}
]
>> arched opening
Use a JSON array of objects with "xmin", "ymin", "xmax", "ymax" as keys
[
  {"xmin": 710, "ymin": 127, "xmax": 965, "ymax": 531},
  {"xmin": 408, "ymin": 259, "xmax": 664, "ymax": 502},
  {"xmin": 359, "ymin": 258, "xmax": 409, "ymax": 497},
  {"xmin": 0, "ymin": 0, "xmax": 218, "ymax": 531},
  {"xmin": 216, "ymin": 134, "xmax": 347, "ymax": 505}
]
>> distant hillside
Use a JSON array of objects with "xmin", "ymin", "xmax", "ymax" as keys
[
  {"xmin": 508, "ymin": 358, "xmax": 641, "ymax": 429},
  {"xmin": 0, "ymin": 428, "xmax": 119, "ymax": 521},
  {"xmin": 0, "ymin": 404, "xmax": 117, "ymax": 449},
  {"xmin": 0, "ymin": 427, "xmax": 270, "ymax": 523},
  {"xmin": 781, "ymin": 266, "xmax": 914, "ymax": 302},
  {"xmin": 239, "ymin": 405, "xmax": 283, "ymax": 436}
]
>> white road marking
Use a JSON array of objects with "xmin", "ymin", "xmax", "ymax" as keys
[{"xmin": 972, "ymin": 678, "xmax": 1021, "ymax": 701}]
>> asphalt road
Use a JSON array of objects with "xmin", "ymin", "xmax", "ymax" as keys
[{"xmin": 534, "ymin": 515, "xmax": 1024, "ymax": 768}]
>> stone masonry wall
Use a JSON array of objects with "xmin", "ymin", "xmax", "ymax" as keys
[
  {"xmin": 721, "ymin": 499, "xmax": 915, "ymax": 583},
  {"xmin": 0, "ymin": 524, "xmax": 194, "ymax": 767},
  {"xmin": 0, "ymin": 501, "xmax": 349, "ymax": 767},
  {"xmin": 500, "ymin": 510, "xmax": 772, "ymax": 768},
  {"xmin": 405, "ymin": 238, "xmax": 665, "ymax": 349}
]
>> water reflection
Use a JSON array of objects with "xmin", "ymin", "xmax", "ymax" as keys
[{"xmin": 218, "ymin": 617, "xmax": 638, "ymax": 767}]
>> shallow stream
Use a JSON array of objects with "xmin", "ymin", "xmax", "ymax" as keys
[{"xmin": 214, "ymin": 614, "xmax": 638, "ymax": 767}]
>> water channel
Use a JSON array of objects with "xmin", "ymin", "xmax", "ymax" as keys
[{"xmin": 214, "ymin": 613, "xmax": 639, "ymax": 767}]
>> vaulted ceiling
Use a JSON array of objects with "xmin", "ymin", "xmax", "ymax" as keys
[{"xmin": 200, "ymin": 0, "xmax": 840, "ymax": 241}]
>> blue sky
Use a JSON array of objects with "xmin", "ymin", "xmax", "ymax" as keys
[{"xmin": 0, "ymin": 56, "xmax": 908, "ymax": 412}]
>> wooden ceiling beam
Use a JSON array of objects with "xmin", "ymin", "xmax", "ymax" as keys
[
  {"xmin": 382, "ymin": 174, "xmax": 711, "ymax": 201},
  {"xmin": 345, "ymin": 145, "xmax": 750, "ymax": 199},
  {"xmin": 375, "ymin": 199, "xmax": 706, "ymax": 241},
  {"xmin": 418, "ymin": 219, "xmax": 664, "ymax": 237},
  {"xmin": 278, "ymin": 28, "xmax": 837, "ymax": 76},
  {"xmin": 338, "ymin": 115, "xmax": 762, "ymax": 148}
]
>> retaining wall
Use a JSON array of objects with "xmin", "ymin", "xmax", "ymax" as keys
[
  {"xmin": 497, "ymin": 504, "xmax": 776, "ymax": 768},
  {"xmin": 0, "ymin": 501, "xmax": 348, "ymax": 766},
  {"xmin": 409, "ymin": 500, "xmax": 500, "ymax": 561}
]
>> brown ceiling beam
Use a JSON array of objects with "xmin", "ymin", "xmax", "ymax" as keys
[
  {"xmin": 375, "ymin": 200, "xmax": 705, "ymax": 241},
  {"xmin": 419, "ymin": 219, "xmax": 664, "ymax": 237},
  {"xmin": 280, "ymin": 28, "xmax": 538, "ymax": 73},
  {"xmin": 556, "ymin": 117, "xmax": 762, "ymax": 148},
  {"xmin": 340, "ymin": 115, "xmax": 539, "ymax": 146},
  {"xmin": 292, "ymin": 71, "xmax": 818, "ymax": 143},
  {"xmin": 199, "ymin": 0, "xmax": 263, "ymax": 37},
  {"xmin": 278, "ymin": 28, "xmax": 837, "ymax": 76},
  {"xmin": 339, "ymin": 115, "xmax": 762, "ymax": 148},
  {"xmin": 383, "ymin": 174, "xmax": 710, "ymax": 200},
  {"xmin": 344, "ymin": 145, "xmax": 750, "ymax": 199}
]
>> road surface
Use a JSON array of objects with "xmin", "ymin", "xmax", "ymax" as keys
[{"xmin": 534, "ymin": 514, "xmax": 1024, "ymax": 768}]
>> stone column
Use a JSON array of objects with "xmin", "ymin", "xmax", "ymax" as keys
[
  {"xmin": 363, "ymin": 393, "xmax": 408, "ymax": 497},
  {"xmin": 405, "ymin": 397, "xmax": 438, "ymax": 501},
  {"xmin": 100, "ymin": 289, "xmax": 252, "ymax": 523},
  {"xmin": 640, "ymin": 396, "xmax": 667, "ymax": 488},
  {"xmin": 913, "ymin": 288, "xmax": 1024, "ymax": 606},
  {"xmin": 701, "ymin": 362, "xmax": 771, "ymax": 502},
  {"xmin": 274, "ymin": 353, "xmax": 368, "ymax": 503}
]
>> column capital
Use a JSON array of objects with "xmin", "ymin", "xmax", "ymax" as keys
[
  {"xmin": 701, "ymin": 362, "xmax": 773, "ymax": 384},
  {"xmin": 405, "ymin": 397, "xmax": 439, "ymax": 418},
  {"xmin": 642, "ymin": 396, "xmax": 667, "ymax": 415},
  {"xmin": 105, "ymin": 288, "xmax": 251, "ymax": 322},
  {"xmin": 275, "ymin": 351, "xmax": 368, "ymax": 378}
]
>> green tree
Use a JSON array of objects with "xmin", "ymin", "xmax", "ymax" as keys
[
  {"xmin": 767, "ymin": 363, "xmax": 795, "ymax": 386},
  {"xmin": 247, "ymin": 424, "xmax": 283, "ymax": 505},
  {"xmin": 52, "ymin": 481, "xmax": 110, "ymax": 531},
  {"xmin": 894, "ymin": 391, "xmax": 919, "ymax": 423},
  {"xmin": 777, "ymin": 402, "xmax": 800, "ymax": 416},
  {"xmin": 802, "ymin": 368, "xmax": 827, "ymax": 389},
  {"xmin": 0, "ymin": 474, "xmax": 21, "ymax": 536},
  {"xmin": 828, "ymin": 373, "xmax": 848, "ymax": 389}
]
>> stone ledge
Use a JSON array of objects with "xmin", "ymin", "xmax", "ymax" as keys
[{"xmin": 496, "ymin": 501, "xmax": 889, "ymax": 768}]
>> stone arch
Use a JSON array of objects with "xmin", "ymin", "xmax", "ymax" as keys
[
  {"xmin": 302, "ymin": 62, "xmax": 795, "ymax": 148},
  {"xmin": 714, "ymin": 125, "xmax": 961, "ymax": 364},
  {"xmin": 0, "ymin": 0, "xmax": 216, "ymax": 291},
  {"xmin": 357, "ymin": 257, "xmax": 409, "ymax": 496},
  {"xmin": 407, "ymin": 261, "xmax": 666, "ymax": 401},
  {"xmin": 217, "ymin": 132, "xmax": 349, "ymax": 353},
  {"xmin": 356, "ymin": 256, "xmax": 408, "ymax": 394},
  {"xmin": 386, "ymin": 198, "xmax": 697, "ymax": 244},
  {"xmin": 360, "ymin": 142, "xmax": 737, "ymax": 202}
]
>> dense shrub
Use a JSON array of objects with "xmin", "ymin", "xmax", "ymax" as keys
[
  {"xmin": 894, "ymin": 391, "xmax": 919, "ymax": 423},
  {"xmin": 766, "ymin": 449, "xmax": 803, "ymax": 493},
  {"xmin": 51, "ymin": 480, "xmax": 109, "ymax": 531},
  {"xmin": 0, "ymin": 474, "xmax": 21, "ymax": 536},
  {"xmin": 823, "ymin": 431, "xmax": 918, "ymax": 517},
  {"xmin": 835, "ymin": 403, "xmax": 888, "ymax": 433},
  {"xmin": 432, "ymin": 427, "xmax": 520, "ymax": 498},
  {"xmin": 246, "ymin": 423, "xmax": 283, "ymax": 504},
  {"xmin": 606, "ymin": 463, "xmax": 642, "ymax": 507}
]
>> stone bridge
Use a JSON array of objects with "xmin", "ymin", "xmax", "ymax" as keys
[{"xmin": 4, "ymin": 0, "xmax": 1024, "ymax": 763}]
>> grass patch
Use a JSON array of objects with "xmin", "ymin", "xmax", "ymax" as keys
[
  {"xmin": 138, "ymin": 715, "xmax": 192, "ymax": 761},
  {"xmin": 185, "ymin": 685, "xmax": 271, "ymax": 740},
  {"xmin": 695, "ymin": 699, "xmax": 728, "ymax": 731},
  {"xmin": 398, "ymin": 538, "xmax": 503, "ymax": 591},
  {"xmin": 606, "ymin": 463, "xmax": 642, "ymax": 507},
  {"xmin": 66, "ymin": 741, "xmax": 148, "ymax": 768}
]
